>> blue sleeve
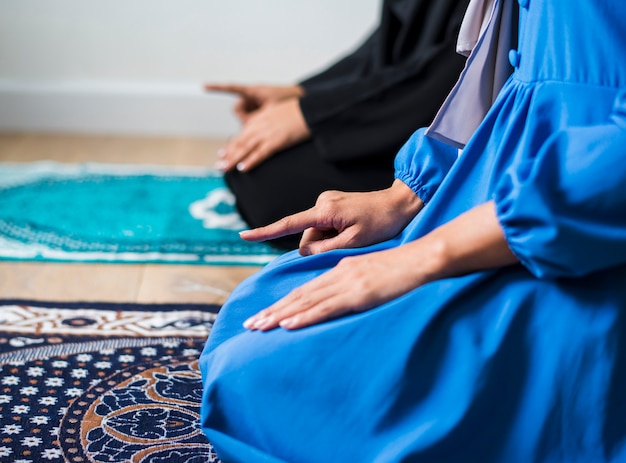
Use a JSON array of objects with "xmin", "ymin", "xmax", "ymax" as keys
[
  {"xmin": 394, "ymin": 128, "xmax": 459, "ymax": 203},
  {"xmin": 495, "ymin": 92, "xmax": 626, "ymax": 279}
]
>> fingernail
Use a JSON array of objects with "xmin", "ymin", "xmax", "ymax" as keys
[
  {"xmin": 217, "ymin": 148, "xmax": 227, "ymax": 158},
  {"xmin": 253, "ymin": 316, "xmax": 273, "ymax": 330},
  {"xmin": 215, "ymin": 160, "xmax": 228, "ymax": 171},
  {"xmin": 243, "ymin": 317, "xmax": 256, "ymax": 329},
  {"xmin": 236, "ymin": 162, "xmax": 246, "ymax": 172},
  {"xmin": 279, "ymin": 317, "xmax": 298, "ymax": 329}
]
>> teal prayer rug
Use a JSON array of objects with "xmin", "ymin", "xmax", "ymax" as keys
[
  {"xmin": 0, "ymin": 299, "xmax": 223, "ymax": 462},
  {"xmin": 0, "ymin": 162, "xmax": 280, "ymax": 265}
]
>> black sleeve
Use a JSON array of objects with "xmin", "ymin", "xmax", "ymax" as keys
[
  {"xmin": 297, "ymin": 0, "xmax": 469, "ymax": 162},
  {"xmin": 304, "ymin": 42, "xmax": 466, "ymax": 162}
]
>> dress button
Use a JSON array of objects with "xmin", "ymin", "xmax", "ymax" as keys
[
  {"xmin": 508, "ymin": 49, "xmax": 521, "ymax": 68},
  {"xmin": 518, "ymin": 0, "xmax": 529, "ymax": 8}
]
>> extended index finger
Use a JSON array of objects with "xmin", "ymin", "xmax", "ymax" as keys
[
  {"xmin": 239, "ymin": 209, "xmax": 323, "ymax": 242},
  {"xmin": 203, "ymin": 83, "xmax": 249, "ymax": 96}
]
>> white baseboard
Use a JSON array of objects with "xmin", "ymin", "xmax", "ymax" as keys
[{"xmin": 0, "ymin": 81, "xmax": 240, "ymax": 138}]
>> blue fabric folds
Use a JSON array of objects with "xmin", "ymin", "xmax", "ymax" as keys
[
  {"xmin": 200, "ymin": 1, "xmax": 626, "ymax": 462},
  {"xmin": 496, "ymin": 91, "xmax": 626, "ymax": 278}
]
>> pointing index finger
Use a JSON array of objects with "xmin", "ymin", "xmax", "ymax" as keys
[
  {"xmin": 239, "ymin": 209, "xmax": 323, "ymax": 242},
  {"xmin": 204, "ymin": 84, "xmax": 249, "ymax": 96}
]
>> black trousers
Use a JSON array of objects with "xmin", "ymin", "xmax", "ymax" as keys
[{"xmin": 225, "ymin": 140, "xmax": 395, "ymax": 250}]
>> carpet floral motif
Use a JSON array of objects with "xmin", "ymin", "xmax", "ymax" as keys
[{"xmin": 0, "ymin": 301, "xmax": 222, "ymax": 463}]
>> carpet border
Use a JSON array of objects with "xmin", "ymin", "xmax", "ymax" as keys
[{"xmin": 0, "ymin": 298, "xmax": 221, "ymax": 312}]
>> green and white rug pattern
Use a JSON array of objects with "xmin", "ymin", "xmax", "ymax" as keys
[{"xmin": 0, "ymin": 162, "xmax": 280, "ymax": 265}]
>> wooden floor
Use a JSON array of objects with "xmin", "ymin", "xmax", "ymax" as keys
[{"xmin": 0, "ymin": 132, "xmax": 260, "ymax": 305}]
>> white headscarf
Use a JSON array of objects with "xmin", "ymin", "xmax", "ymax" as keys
[{"xmin": 457, "ymin": 0, "xmax": 498, "ymax": 56}]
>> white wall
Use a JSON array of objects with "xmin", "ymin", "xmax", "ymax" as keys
[{"xmin": 0, "ymin": 0, "xmax": 379, "ymax": 137}]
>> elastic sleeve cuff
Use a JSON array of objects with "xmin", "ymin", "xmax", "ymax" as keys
[{"xmin": 393, "ymin": 128, "xmax": 458, "ymax": 203}]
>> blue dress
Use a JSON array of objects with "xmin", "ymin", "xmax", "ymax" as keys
[{"xmin": 200, "ymin": 1, "xmax": 626, "ymax": 461}]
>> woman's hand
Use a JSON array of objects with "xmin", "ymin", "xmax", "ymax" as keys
[
  {"xmin": 214, "ymin": 98, "xmax": 311, "ymax": 172},
  {"xmin": 243, "ymin": 202, "xmax": 519, "ymax": 331},
  {"xmin": 240, "ymin": 180, "xmax": 424, "ymax": 255},
  {"xmin": 204, "ymin": 83, "xmax": 304, "ymax": 122},
  {"xmin": 243, "ymin": 244, "xmax": 435, "ymax": 331}
]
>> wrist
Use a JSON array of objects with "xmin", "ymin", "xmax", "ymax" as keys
[
  {"xmin": 287, "ymin": 99, "xmax": 311, "ymax": 141},
  {"xmin": 281, "ymin": 85, "xmax": 304, "ymax": 100},
  {"xmin": 293, "ymin": 85, "xmax": 305, "ymax": 98},
  {"xmin": 389, "ymin": 179, "xmax": 424, "ymax": 220},
  {"xmin": 399, "ymin": 234, "xmax": 449, "ymax": 287}
]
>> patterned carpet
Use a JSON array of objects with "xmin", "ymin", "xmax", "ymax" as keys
[{"xmin": 0, "ymin": 300, "xmax": 222, "ymax": 463}]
